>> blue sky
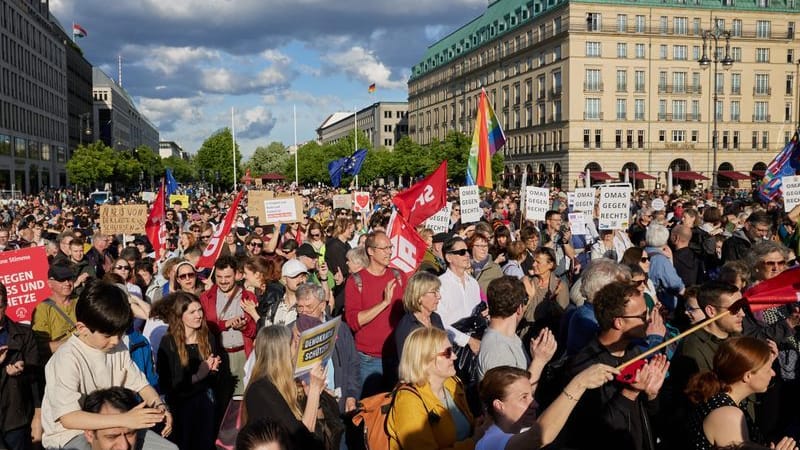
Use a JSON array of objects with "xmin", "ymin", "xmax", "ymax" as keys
[{"xmin": 50, "ymin": 0, "xmax": 487, "ymax": 158}]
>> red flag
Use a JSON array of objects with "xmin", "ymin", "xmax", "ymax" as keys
[
  {"xmin": 145, "ymin": 183, "xmax": 166, "ymax": 259},
  {"xmin": 386, "ymin": 210, "xmax": 428, "ymax": 274},
  {"xmin": 743, "ymin": 267, "xmax": 800, "ymax": 312},
  {"xmin": 196, "ymin": 190, "xmax": 244, "ymax": 270},
  {"xmin": 392, "ymin": 161, "xmax": 447, "ymax": 228}
]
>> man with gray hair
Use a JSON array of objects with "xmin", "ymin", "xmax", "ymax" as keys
[
  {"xmin": 646, "ymin": 223, "xmax": 685, "ymax": 312},
  {"xmin": 294, "ymin": 282, "xmax": 360, "ymax": 414}
]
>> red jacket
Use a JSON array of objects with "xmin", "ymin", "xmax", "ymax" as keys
[{"xmin": 199, "ymin": 285, "xmax": 257, "ymax": 357}]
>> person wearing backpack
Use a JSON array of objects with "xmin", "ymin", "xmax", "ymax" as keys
[{"xmin": 386, "ymin": 327, "xmax": 489, "ymax": 450}]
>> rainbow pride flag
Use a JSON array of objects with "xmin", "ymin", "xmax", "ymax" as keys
[{"xmin": 466, "ymin": 88, "xmax": 505, "ymax": 188}]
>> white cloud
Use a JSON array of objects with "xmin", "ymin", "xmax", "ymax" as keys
[
  {"xmin": 236, "ymin": 106, "xmax": 277, "ymax": 140},
  {"xmin": 139, "ymin": 97, "xmax": 205, "ymax": 131},
  {"xmin": 260, "ymin": 49, "xmax": 291, "ymax": 65},
  {"xmin": 122, "ymin": 45, "xmax": 220, "ymax": 76},
  {"xmin": 321, "ymin": 46, "xmax": 405, "ymax": 90}
]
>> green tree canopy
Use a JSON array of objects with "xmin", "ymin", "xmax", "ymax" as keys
[
  {"xmin": 162, "ymin": 155, "xmax": 197, "ymax": 182},
  {"xmin": 134, "ymin": 145, "xmax": 163, "ymax": 183},
  {"xmin": 245, "ymin": 142, "xmax": 289, "ymax": 175},
  {"xmin": 66, "ymin": 142, "xmax": 116, "ymax": 188},
  {"xmin": 196, "ymin": 128, "xmax": 242, "ymax": 189}
]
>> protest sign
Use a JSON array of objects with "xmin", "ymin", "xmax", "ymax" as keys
[
  {"xmin": 140, "ymin": 192, "xmax": 156, "ymax": 202},
  {"xmin": 265, "ymin": 198, "xmax": 299, "ymax": 223},
  {"xmin": 598, "ymin": 185, "xmax": 631, "ymax": 230},
  {"xmin": 782, "ymin": 176, "xmax": 800, "ymax": 212},
  {"xmin": 0, "ymin": 247, "xmax": 51, "ymax": 323},
  {"xmin": 295, "ymin": 316, "xmax": 341, "ymax": 376},
  {"xmin": 168, "ymin": 194, "xmax": 189, "ymax": 208},
  {"xmin": 353, "ymin": 192, "xmax": 371, "ymax": 213},
  {"xmin": 333, "ymin": 194, "xmax": 352, "ymax": 210},
  {"xmin": 99, "ymin": 205, "xmax": 148, "ymax": 235},
  {"xmin": 573, "ymin": 188, "xmax": 595, "ymax": 213},
  {"xmin": 247, "ymin": 191, "xmax": 304, "ymax": 224},
  {"xmin": 424, "ymin": 202, "xmax": 452, "ymax": 234},
  {"xmin": 459, "ymin": 186, "xmax": 482, "ymax": 223},
  {"xmin": 525, "ymin": 187, "xmax": 549, "ymax": 221},
  {"xmin": 568, "ymin": 212, "xmax": 587, "ymax": 235},
  {"xmin": 651, "ymin": 198, "xmax": 665, "ymax": 211}
]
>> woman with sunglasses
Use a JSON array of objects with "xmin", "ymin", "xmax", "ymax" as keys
[
  {"xmin": 685, "ymin": 337, "xmax": 785, "ymax": 450},
  {"xmin": 171, "ymin": 260, "xmax": 203, "ymax": 296},
  {"xmin": 438, "ymin": 237, "xmax": 484, "ymax": 356},
  {"xmin": 111, "ymin": 258, "xmax": 145, "ymax": 302},
  {"xmin": 621, "ymin": 247, "xmax": 658, "ymax": 298},
  {"xmin": 304, "ymin": 220, "xmax": 326, "ymax": 253},
  {"xmin": 387, "ymin": 327, "xmax": 486, "ymax": 450},
  {"xmin": 244, "ymin": 234, "xmax": 265, "ymax": 258}
]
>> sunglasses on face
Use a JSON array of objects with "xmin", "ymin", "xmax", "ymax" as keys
[
  {"xmin": 114, "ymin": 265, "xmax": 130, "ymax": 271},
  {"xmin": 310, "ymin": 233, "xmax": 321, "ymax": 238},
  {"xmin": 632, "ymin": 278, "xmax": 648, "ymax": 286},
  {"xmin": 713, "ymin": 298, "xmax": 747, "ymax": 315},
  {"xmin": 200, "ymin": 235, "xmax": 212, "ymax": 240},
  {"xmin": 437, "ymin": 347, "xmax": 455, "ymax": 358},
  {"xmin": 178, "ymin": 272, "xmax": 196, "ymax": 280},
  {"xmin": 248, "ymin": 242, "xmax": 263, "ymax": 247},
  {"xmin": 618, "ymin": 310, "xmax": 650, "ymax": 322},
  {"xmin": 641, "ymin": 256, "xmax": 650, "ymax": 262},
  {"xmin": 447, "ymin": 249, "xmax": 470, "ymax": 256}
]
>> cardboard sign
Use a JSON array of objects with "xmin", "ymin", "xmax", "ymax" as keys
[
  {"xmin": 0, "ymin": 247, "xmax": 52, "ymax": 323},
  {"xmin": 424, "ymin": 202, "xmax": 452, "ymax": 234},
  {"xmin": 459, "ymin": 186, "xmax": 482, "ymax": 223},
  {"xmin": 247, "ymin": 191, "xmax": 304, "ymax": 225},
  {"xmin": 525, "ymin": 187, "xmax": 549, "ymax": 221},
  {"xmin": 99, "ymin": 205, "xmax": 148, "ymax": 235},
  {"xmin": 568, "ymin": 212, "xmax": 587, "ymax": 235},
  {"xmin": 168, "ymin": 194, "xmax": 189, "ymax": 208},
  {"xmin": 295, "ymin": 316, "xmax": 341, "ymax": 376},
  {"xmin": 333, "ymin": 194, "xmax": 352, "ymax": 210},
  {"xmin": 353, "ymin": 192, "xmax": 371, "ymax": 213},
  {"xmin": 573, "ymin": 188, "xmax": 595, "ymax": 213},
  {"xmin": 598, "ymin": 185, "xmax": 631, "ymax": 230},
  {"xmin": 140, "ymin": 192, "xmax": 156, "ymax": 202},
  {"xmin": 254, "ymin": 178, "xmax": 263, "ymax": 187},
  {"xmin": 782, "ymin": 176, "xmax": 800, "ymax": 212}
]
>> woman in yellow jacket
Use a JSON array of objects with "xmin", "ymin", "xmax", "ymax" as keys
[{"xmin": 387, "ymin": 327, "xmax": 486, "ymax": 450}]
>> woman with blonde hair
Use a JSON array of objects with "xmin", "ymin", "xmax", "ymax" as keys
[
  {"xmin": 156, "ymin": 291, "xmax": 223, "ymax": 450},
  {"xmin": 243, "ymin": 325, "xmax": 326, "ymax": 450},
  {"xmin": 387, "ymin": 327, "xmax": 485, "ymax": 450},
  {"xmin": 394, "ymin": 271, "xmax": 447, "ymax": 358},
  {"xmin": 178, "ymin": 231, "xmax": 196, "ymax": 257}
]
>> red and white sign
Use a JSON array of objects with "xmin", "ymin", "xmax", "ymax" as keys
[
  {"xmin": 386, "ymin": 210, "xmax": 428, "ymax": 274},
  {"xmin": 196, "ymin": 190, "xmax": 244, "ymax": 270},
  {"xmin": 392, "ymin": 161, "xmax": 447, "ymax": 228},
  {"xmin": 1, "ymin": 247, "xmax": 52, "ymax": 323},
  {"xmin": 353, "ymin": 192, "xmax": 371, "ymax": 213}
]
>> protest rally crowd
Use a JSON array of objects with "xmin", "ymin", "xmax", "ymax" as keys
[{"xmin": 2, "ymin": 177, "xmax": 800, "ymax": 450}]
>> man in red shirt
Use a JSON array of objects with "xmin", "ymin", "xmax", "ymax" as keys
[{"xmin": 344, "ymin": 231, "xmax": 405, "ymax": 397}]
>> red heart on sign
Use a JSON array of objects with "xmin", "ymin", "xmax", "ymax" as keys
[{"xmin": 354, "ymin": 193, "xmax": 370, "ymax": 211}]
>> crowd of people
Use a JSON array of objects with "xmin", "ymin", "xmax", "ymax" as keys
[{"xmin": 0, "ymin": 183, "xmax": 798, "ymax": 450}]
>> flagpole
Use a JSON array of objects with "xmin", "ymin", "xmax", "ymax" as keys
[
  {"xmin": 232, "ymin": 107, "xmax": 237, "ymax": 191},
  {"xmin": 294, "ymin": 105, "xmax": 298, "ymax": 187},
  {"xmin": 354, "ymin": 106, "xmax": 359, "ymax": 190},
  {"xmin": 72, "ymin": 22, "xmax": 75, "ymax": 43}
]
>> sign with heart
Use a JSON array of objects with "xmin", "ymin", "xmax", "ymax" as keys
[{"xmin": 353, "ymin": 192, "xmax": 371, "ymax": 212}]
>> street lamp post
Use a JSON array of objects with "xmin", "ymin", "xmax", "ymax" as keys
[
  {"xmin": 698, "ymin": 24, "xmax": 733, "ymax": 193},
  {"xmin": 78, "ymin": 112, "xmax": 92, "ymax": 146}
]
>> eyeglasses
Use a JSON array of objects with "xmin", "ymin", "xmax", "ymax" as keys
[
  {"xmin": 114, "ymin": 265, "xmax": 131, "ymax": 271},
  {"xmin": 447, "ymin": 249, "xmax": 469, "ymax": 256},
  {"xmin": 177, "ymin": 272, "xmax": 196, "ymax": 280},
  {"xmin": 472, "ymin": 243, "xmax": 489, "ymax": 249},
  {"xmin": 310, "ymin": 233, "xmax": 321, "ymax": 238},
  {"xmin": 632, "ymin": 278, "xmax": 648, "ymax": 286},
  {"xmin": 762, "ymin": 260, "xmax": 787, "ymax": 268},
  {"xmin": 200, "ymin": 234, "xmax": 212, "ymax": 240},
  {"xmin": 640, "ymin": 256, "xmax": 650, "ymax": 262},
  {"xmin": 618, "ymin": 310, "xmax": 650, "ymax": 322},
  {"xmin": 712, "ymin": 298, "xmax": 747, "ymax": 314},
  {"xmin": 685, "ymin": 305, "xmax": 702, "ymax": 313},
  {"xmin": 371, "ymin": 245, "xmax": 394, "ymax": 252},
  {"xmin": 436, "ymin": 347, "xmax": 455, "ymax": 358},
  {"xmin": 248, "ymin": 242, "xmax": 263, "ymax": 247},
  {"xmin": 426, "ymin": 289, "xmax": 441, "ymax": 296}
]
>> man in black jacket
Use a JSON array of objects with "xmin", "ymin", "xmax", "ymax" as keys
[
  {"xmin": 0, "ymin": 283, "xmax": 43, "ymax": 450},
  {"xmin": 324, "ymin": 217, "xmax": 354, "ymax": 317},
  {"xmin": 561, "ymin": 281, "xmax": 668, "ymax": 450},
  {"xmin": 721, "ymin": 211, "xmax": 772, "ymax": 263}
]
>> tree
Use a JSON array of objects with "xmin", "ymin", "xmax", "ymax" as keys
[
  {"xmin": 66, "ymin": 142, "xmax": 115, "ymax": 189},
  {"xmin": 195, "ymin": 128, "xmax": 242, "ymax": 189},
  {"xmin": 245, "ymin": 142, "xmax": 289, "ymax": 175},
  {"xmin": 134, "ymin": 145, "xmax": 163, "ymax": 189},
  {"xmin": 112, "ymin": 152, "xmax": 143, "ymax": 186},
  {"xmin": 163, "ymin": 156, "xmax": 196, "ymax": 182}
]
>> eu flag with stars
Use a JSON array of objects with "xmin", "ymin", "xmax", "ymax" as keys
[
  {"xmin": 328, "ymin": 157, "xmax": 348, "ymax": 188},
  {"xmin": 344, "ymin": 148, "xmax": 368, "ymax": 176},
  {"xmin": 165, "ymin": 168, "xmax": 179, "ymax": 196}
]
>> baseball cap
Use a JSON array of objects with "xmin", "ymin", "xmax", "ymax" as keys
[
  {"xmin": 48, "ymin": 264, "xmax": 75, "ymax": 282},
  {"xmin": 281, "ymin": 259, "xmax": 308, "ymax": 278},
  {"xmin": 432, "ymin": 232, "xmax": 451, "ymax": 244},
  {"xmin": 296, "ymin": 243, "xmax": 320, "ymax": 259}
]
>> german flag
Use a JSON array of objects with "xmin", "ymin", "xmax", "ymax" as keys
[{"xmin": 368, "ymin": 83, "xmax": 376, "ymax": 93}]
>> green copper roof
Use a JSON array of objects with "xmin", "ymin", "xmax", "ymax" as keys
[{"xmin": 410, "ymin": 0, "xmax": 800, "ymax": 80}]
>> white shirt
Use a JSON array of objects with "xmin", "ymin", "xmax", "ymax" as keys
[{"xmin": 437, "ymin": 269, "xmax": 482, "ymax": 347}]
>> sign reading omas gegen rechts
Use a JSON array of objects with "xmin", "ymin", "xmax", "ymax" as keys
[
  {"xmin": 598, "ymin": 185, "xmax": 631, "ymax": 230},
  {"xmin": 781, "ymin": 176, "xmax": 800, "ymax": 212}
]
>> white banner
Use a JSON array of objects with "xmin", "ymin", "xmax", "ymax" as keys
[
  {"xmin": 525, "ymin": 186, "xmax": 549, "ymax": 221},
  {"xmin": 459, "ymin": 186, "xmax": 482, "ymax": 223},
  {"xmin": 598, "ymin": 185, "xmax": 631, "ymax": 230},
  {"xmin": 782, "ymin": 175, "xmax": 800, "ymax": 212},
  {"xmin": 424, "ymin": 202, "xmax": 452, "ymax": 234},
  {"xmin": 573, "ymin": 188, "xmax": 595, "ymax": 213},
  {"xmin": 568, "ymin": 212, "xmax": 587, "ymax": 235}
]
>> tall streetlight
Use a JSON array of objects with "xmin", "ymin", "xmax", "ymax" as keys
[
  {"xmin": 78, "ymin": 112, "xmax": 92, "ymax": 146},
  {"xmin": 698, "ymin": 24, "xmax": 733, "ymax": 192}
]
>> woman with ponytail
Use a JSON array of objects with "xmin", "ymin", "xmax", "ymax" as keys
[{"xmin": 685, "ymin": 336, "xmax": 788, "ymax": 450}]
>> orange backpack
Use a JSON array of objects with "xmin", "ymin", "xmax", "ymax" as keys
[{"xmin": 349, "ymin": 385, "xmax": 427, "ymax": 450}]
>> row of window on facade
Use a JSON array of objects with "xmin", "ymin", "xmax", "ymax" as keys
[
  {"xmin": 588, "ymin": 14, "xmax": 790, "ymax": 38},
  {"xmin": 383, "ymin": 125, "xmax": 409, "ymax": 133},
  {"xmin": 588, "ymin": 40, "xmax": 779, "ymax": 64},
  {"xmin": 585, "ymin": 97, "xmax": 786, "ymax": 123},
  {"xmin": 578, "ymin": 129, "xmax": 783, "ymax": 149},
  {"xmin": 1, "ymin": 36, "xmax": 66, "ymax": 93},
  {"xmin": 0, "ymin": 4, "xmax": 65, "ymax": 67},
  {"xmin": 1, "ymin": 68, "xmax": 67, "ymax": 119},
  {"xmin": 0, "ymin": 101, "xmax": 67, "ymax": 143},
  {"xmin": 586, "ymin": 69, "xmax": 792, "ymax": 96},
  {"xmin": 0, "ymin": 134, "xmax": 67, "ymax": 162},
  {"xmin": 382, "ymin": 111, "xmax": 407, "ymax": 119}
]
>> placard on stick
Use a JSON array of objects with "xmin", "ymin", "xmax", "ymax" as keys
[
  {"xmin": 525, "ymin": 187, "xmax": 549, "ymax": 221},
  {"xmin": 424, "ymin": 202, "xmax": 452, "ymax": 234},
  {"xmin": 573, "ymin": 188, "xmax": 595, "ymax": 213},
  {"xmin": 168, "ymin": 194, "xmax": 189, "ymax": 208},
  {"xmin": 99, "ymin": 205, "xmax": 148, "ymax": 235},
  {"xmin": 333, "ymin": 194, "xmax": 352, "ymax": 210},
  {"xmin": 782, "ymin": 175, "xmax": 800, "ymax": 212},
  {"xmin": 247, "ymin": 191, "xmax": 305, "ymax": 224},
  {"xmin": 459, "ymin": 186, "xmax": 482, "ymax": 223},
  {"xmin": 598, "ymin": 185, "xmax": 631, "ymax": 230},
  {"xmin": 295, "ymin": 316, "xmax": 341, "ymax": 376},
  {"xmin": 0, "ymin": 247, "xmax": 51, "ymax": 323}
]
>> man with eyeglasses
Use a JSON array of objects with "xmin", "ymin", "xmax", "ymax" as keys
[
  {"xmin": 32, "ymin": 265, "xmax": 78, "ymax": 362},
  {"xmin": 562, "ymin": 281, "xmax": 668, "ymax": 450},
  {"xmin": 722, "ymin": 211, "xmax": 773, "ymax": 264},
  {"xmin": 197, "ymin": 223, "xmax": 215, "ymax": 250}
]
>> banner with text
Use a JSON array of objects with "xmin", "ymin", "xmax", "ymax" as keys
[
  {"xmin": 459, "ymin": 186, "xmax": 482, "ymax": 223},
  {"xmin": 333, "ymin": 194, "xmax": 352, "ymax": 210},
  {"xmin": 424, "ymin": 202, "xmax": 452, "ymax": 234},
  {"xmin": 568, "ymin": 212, "xmax": 587, "ymax": 235},
  {"xmin": 598, "ymin": 185, "xmax": 631, "ymax": 230},
  {"xmin": 573, "ymin": 188, "xmax": 595, "ymax": 213},
  {"xmin": 295, "ymin": 316, "xmax": 341, "ymax": 376},
  {"xmin": 0, "ymin": 247, "xmax": 51, "ymax": 323},
  {"xmin": 386, "ymin": 210, "xmax": 428, "ymax": 273},
  {"xmin": 525, "ymin": 187, "xmax": 549, "ymax": 221},
  {"xmin": 782, "ymin": 176, "xmax": 800, "ymax": 212},
  {"xmin": 99, "ymin": 205, "xmax": 148, "ymax": 235}
]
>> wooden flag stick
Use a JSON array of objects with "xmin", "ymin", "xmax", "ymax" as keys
[{"xmin": 616, "ymin": 310, "xmax": 732, "ymax": 371}]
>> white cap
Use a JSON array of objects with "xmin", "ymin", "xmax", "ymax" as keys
[{"xmin": 281, "ymin": 259, "xmax": 308, "ymax": 278}]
